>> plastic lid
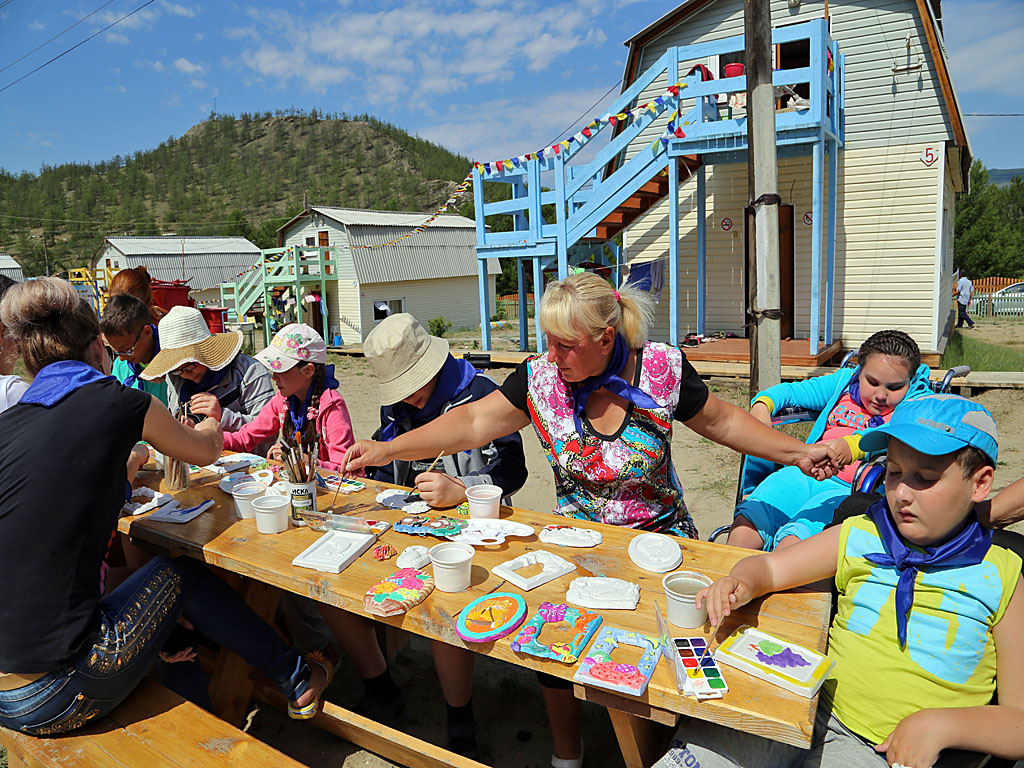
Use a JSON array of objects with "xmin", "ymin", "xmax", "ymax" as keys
[{"xmin": 628, "ymin": 533, "xmax": 683, "ymax": 573}]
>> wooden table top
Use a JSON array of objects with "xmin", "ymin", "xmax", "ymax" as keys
[{"xmin": 120, "ymin": 465, "xmax": 830, "ymax": 749}]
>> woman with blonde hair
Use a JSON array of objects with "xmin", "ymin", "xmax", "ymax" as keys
[{"xmin": 344, "ymin": 271, "xmax": 839, "ymax": 767}]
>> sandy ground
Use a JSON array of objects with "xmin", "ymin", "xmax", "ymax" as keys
[{"xmin": 236, "ymin": 320, "xmax": 1024, "ymax": 768}]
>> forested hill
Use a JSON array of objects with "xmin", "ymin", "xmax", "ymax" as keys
[{"xmin": 0, "ymin": 111, "xmax": 474, "ymax": 276}]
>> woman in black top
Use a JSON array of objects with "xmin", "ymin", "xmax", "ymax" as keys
[{"xmin": 0, "ymin": 278, "xmax": 328, "ymax": 735}]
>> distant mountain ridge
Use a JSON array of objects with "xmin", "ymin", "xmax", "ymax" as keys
[
  {"xmin": 989, "ymin": 168, "xmax": 1024, "ymax": 187},
  {"xmin": 0, "ymin": 111, "xmax": 475, "ymax": 276}
]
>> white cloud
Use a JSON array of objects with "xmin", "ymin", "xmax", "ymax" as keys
[
  {"xmin": 173, "ymin": 57, "xmax": 205, "ymax": 75},
  {"xmin": 224, "ymin": 26, "xmax": 259, "ymax": 40},
  {"xmin": 946, "ymin": 1, "xmax": 1024, "ymax": 98},
  {"xmin": 106, "ymin": 32, "xmax": 131, "ymax": 44},
  {"xmin": 28, "ymin": 19, "xmax": 45, "ymax": 31},
  {"xmin": 165, "ymin": 92, "xmax": 182, "ymax": 107},
  {"xmin": 161, "ymin": 1, "xmax": 197, "ymax": 18},
  {"xmin": 190, "ymin": 78, "xmax": 207, "ymax": 89}
]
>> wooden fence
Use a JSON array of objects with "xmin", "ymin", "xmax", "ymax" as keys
[
  {"xmin": 972, "ymin": 277, "xmax": 1023, "ymax": 295},
  {"xmin": 496, "ymin": 293, "xmax": 534, "ymax": 320}
]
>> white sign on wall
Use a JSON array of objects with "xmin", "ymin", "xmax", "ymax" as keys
[{"xmin": 920, "ymin": 146, "xmax": 940, "ymax": 167}]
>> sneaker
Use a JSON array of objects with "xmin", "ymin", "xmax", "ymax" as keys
[
  {"xmin": 551, "ymin": 740, "xmax": 585, "ymax": 768},
  {"xmin": 448, "ymin": 722, "xmax": 480, "ymax": 760}
]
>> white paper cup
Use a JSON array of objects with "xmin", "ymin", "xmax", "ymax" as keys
[
  {"xmin": 231, "ymin": 482, "xmax": 267, "ymax": 519},
  {"xmin": 663, "ymin": 571, "xmax": 714, "ymax": 628},
  {"xmin": 465, "ymin": 484, "xmax": 502, "ymax": 519},
  {"xmin": 429, "ymin": 542, "xmax": 475, "ymax": 592},
  {"xmin": 252, "ymin": 496, "xmax": 290, "ymax": 534}
]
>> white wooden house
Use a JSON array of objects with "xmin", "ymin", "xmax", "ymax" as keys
[
  {"xmin": 620, "ymin": 0, "xmax": 968, "ymax": 357},
  {"xmin": 277, "ymin": 207, "xmax": 499, "ymax": 345},
  {"xmin": 0, "ymin": 254, "xmax": 24, "ymax": 281}
]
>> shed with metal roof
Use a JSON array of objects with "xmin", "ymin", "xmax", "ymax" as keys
[
  {"xmin": 0, "ymin": 254, "xmax": 24, "ymax": 281},
  {"xmin": 278, "ymin": 206, "xmax": 498, "ymax": 344},
  {"xmin": 92, "ymin": 236, "xmax": 261, "ymax": 306}
]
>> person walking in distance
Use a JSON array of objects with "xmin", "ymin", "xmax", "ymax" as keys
[{"xmin": 955, "ymin": 270, "xmax": 975, "ymax": 329}]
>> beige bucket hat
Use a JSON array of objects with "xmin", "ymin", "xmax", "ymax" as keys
[
  {"xmin": 363, "ymin": 313, "xmax": 449, "ymax": 405},
  {"xmin": 141, "ymin": 305, "xmax": 242, "ymax": 380}
]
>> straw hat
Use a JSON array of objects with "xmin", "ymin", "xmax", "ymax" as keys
[
  {"xmin": 363, "ymin": 314, "xmax": 448, "ymax": 405},
  {"xmin": 255, "ymin": 323, "xmax": 327, "ymax": 372},
  {"xmin": 141, "ymin": 305, "xmax": 242, "ymax": 380}
]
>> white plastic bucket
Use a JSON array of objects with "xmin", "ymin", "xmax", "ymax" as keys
[
  {"xmin": 429, "ymin": 542, "xmax": 475, "ymax": 592},
  {"xmin": 252, "ymin": 495, "xmax": 290, "ymax": 534},
  {"xmin": 662, "ymin": 571, "xmax": 713, "ymax": 628},
  {"xmin": 231, "ymin": 481, "xmax": 267, "ymax": 519},
  {"xmin": 465, "ymin": 484, "xmax": 501, "ymax": 519}
]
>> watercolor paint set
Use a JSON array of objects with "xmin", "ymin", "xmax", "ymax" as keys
[
  {"xmin": 714, "ymin": 625, "xmax": 834, "ymax": 698},
  {"xmin": 674, "ymin": 638, "xmax": 728, "ymax": 700}
]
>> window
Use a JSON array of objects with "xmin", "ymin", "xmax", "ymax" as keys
[
  {"xmin": 373, "ymin": 299, "xmax": 404, "ymax": 322},
  {"xmin": 318, "ymin": 230, "xmax": 329, "ymax": 247},
  {"xmin": 305, "ymin": 236, "xmax": 316, "ymax": 246},
  {"xmin": 776, "ymin": 38, "xmax": 810, "ymax": 105}
]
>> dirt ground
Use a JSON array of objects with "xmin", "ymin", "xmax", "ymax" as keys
[{"xmin": 243, "ymin": 320, "xmax": 1024, "ymax": 768}]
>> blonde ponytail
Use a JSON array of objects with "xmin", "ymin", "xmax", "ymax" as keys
[{"xmin": 538, "ymin": 271, "xmax": 652, "ymax": 348}]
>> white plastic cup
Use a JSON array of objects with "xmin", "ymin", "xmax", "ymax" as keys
[
  {"xmin": 231, "ymin": 482, "xmax": 267, "ymax": 519},
  {"xmin": 663, "ymin": 571, "xmax": 714, "ymax": 628},
  {"xmin": 429, "ymin": 542, "xmax": 475, "ymax": 592},
  {"xmin": 465, "ymin": 484, "xmax": 502, "ymax": 519},
  {"xmin": 252, "ymin": 496, "xmax": 290, "ymax": 534}
]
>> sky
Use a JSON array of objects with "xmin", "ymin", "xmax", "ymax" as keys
[{"xmin": 0, "ymin": 0, "xmax": 1021, "ymax": 180}]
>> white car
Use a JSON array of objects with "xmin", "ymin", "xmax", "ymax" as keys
[
  {"xmin": 993, "ymin": 282, "xmax": 1024, "ymax": 296},
  {"xmin": 971, "ymin": 282, "xmax": 1024, "ymax": 316}
]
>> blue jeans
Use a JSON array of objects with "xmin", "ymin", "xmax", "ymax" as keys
[
  {"xmin": 0, "ymin": 556, "xmax": 310, "ymax": 736},
  {"xmin": 956, "ymin": 302, "xmax": 974, "ymax": 328}
]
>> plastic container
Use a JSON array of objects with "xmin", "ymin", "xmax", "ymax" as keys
[
  {"xmin": 465, "ymin": 484, "xmax": 502, "ymax": 519},
  {"xmin": 289, "ymin": 480, "xmax": 316, "ymax": 527},
  {"xmin": 231, "ymin": 481, "xmax": 267, "ymax": 519},
  {"xmin": 723, "ymin": 63, "xmax": 745, "ymax": 78},
  {"xmin": 199, "ymin": 306, "xmax": 229, "ymax": 334},
  {"xmin": 149, "ymin": 279, "xmax": 192, "ymax": 311},
  {"xmin": 429, "ymin": 542, "xmax": 475, "ymax": 592},
  {"xmin": 252, "ymin": 496, "xmax": 290, "ymax": 534},
  {"xmin": 663, "ymin": 571, "xmax": 714, "ymax": 628}
]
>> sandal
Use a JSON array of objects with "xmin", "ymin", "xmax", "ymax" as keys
[{"xmin": 288, "ymin": 650, "xmax": 334, "ymax": 720}]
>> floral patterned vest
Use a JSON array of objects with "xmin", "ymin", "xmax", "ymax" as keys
[{"xmin": 524, "ymin": 341, "xmax": 696, "ymax": 537}]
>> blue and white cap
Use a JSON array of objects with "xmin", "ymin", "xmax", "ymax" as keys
[{"xmin": 859, "ymin": 394, "xmax": 998, "ymax": 464}]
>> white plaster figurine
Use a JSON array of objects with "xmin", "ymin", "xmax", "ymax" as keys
[{"xmin": 566, "ymin": 577, "xmax": 641, "ymax": 610}]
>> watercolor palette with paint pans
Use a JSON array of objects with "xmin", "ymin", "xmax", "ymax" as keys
[
  {"xmin": 714, "ymin": 625, "xmax": 834, "ymax": 698},
  {"xmin": 674, "ymin": 638, "xmax": 728, "ymax": 700}
]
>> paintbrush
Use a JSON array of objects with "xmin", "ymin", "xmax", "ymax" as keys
[{"xmin": 411, "ymin": 449, "xmax": 446, "ymax": 495}]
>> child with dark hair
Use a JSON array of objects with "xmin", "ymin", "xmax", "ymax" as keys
[
  {"xmin": 100, "ymin": 293, "xmax": 168, "ymax": 406},
  {"xmin": 0, "ymin": 275, "xmax": 28, "ymax": 413},
  {"xmin": 658, "ymin": 396, "xmax": 1024, "ymax": 768},
  {"xmin": 729, "ymin": 330, "xmax": 933, "ymax": 550}
]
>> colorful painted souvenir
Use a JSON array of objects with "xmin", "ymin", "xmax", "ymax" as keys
[
  {"xmin": 373, "ymin": 543, "xmax": 397, "ymax": 561},
  {"xmin": 573, "ymin": 626, "xmax": 662, "ymax": 696},
  {"xmin": 714, "ymin": 625, "xmax": 834, "ymax": 698},
  {"xmin": 363, "ymin": 568, "xmax": 434, "ymax": 617},
  {"xmin": 393, "ymin": 515, "xmax": 466, "ymax": 537},
  {"xmin": 446, "ymin": 519, "xmax": 534, "ymax": 546},
  {"xmin": 510, "ymin": 602, "xmax": 602, "ymax": 663},
  {"xmin": 456, "ymin": 593, "xmax": 528, "ymax": 642}
]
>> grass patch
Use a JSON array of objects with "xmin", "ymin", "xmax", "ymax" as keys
[{"xmin": 942, "ymin": 331, "xmax": 1024, "ymax": 372}]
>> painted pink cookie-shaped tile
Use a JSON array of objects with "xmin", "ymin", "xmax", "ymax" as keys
[
  {"xmin": 364, "ymin": 568, "xmax": 434, "ymax": 617},
  {"xmin": 586, "ymin": 662, "xmax": 648, "ymax": 693}
]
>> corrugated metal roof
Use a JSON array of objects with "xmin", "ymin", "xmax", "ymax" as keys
[
  {"xmin": 0, "ymin": 254, "xmax": 24, "ymax": 280},
  {"xmin": 311, "ymin": 207, "xmax": 476, "ymax": 229},
  {"xmin": 346, "ymin": 225, "xmax": 498, "ymax": 284},
  {"xmin": 100, "ymin": 237, "xmax": 261, "ymax": 292}
]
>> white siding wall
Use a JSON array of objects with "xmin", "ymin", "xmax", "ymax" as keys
[
  {"xmin": 629, "ymin": 0, "xmax": 954, "ymax": 155},
  {"xmin": 358, "ymin": 276, "xmax": 497, "ymax": 339},
  {"xmin": 627, "ymin": 142, "xmax": 943, "ymax": 350}
]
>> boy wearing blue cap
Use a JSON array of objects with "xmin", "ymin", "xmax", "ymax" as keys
[{"xmin": 655, "ymin": 395, "xmax": 1024, "ymax": 768}]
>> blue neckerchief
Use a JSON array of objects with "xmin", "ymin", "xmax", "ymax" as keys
[
  {"xmin": 864, "ymin": 498, "xmax": 991, "ymax": 648},
  {"xmin": 847, "ymin": 368, "xmax": 886, "ymax": 428},
  {"xmin": 570, "ymin": 334, "xmax": 663, "ymax": 435},
  {"xmin": 379, "ymin": 355, "xmax": 478, "ymax": 441},
  {"xmin": 178, "ymin": 364, "xmax": 231, "ymax": 405},
  {"xmin": 286, "ymin": 364, "xmax": 339, "ymax": 434},
  {"xmin": 124, "ymin": 325, "xmax": 159, "ymax": 390},
  {"xmin": 21, "ymin": 360, "xmax": 113, "ymax": 407}
]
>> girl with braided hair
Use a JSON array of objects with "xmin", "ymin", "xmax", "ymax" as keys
[
  {"xmin": 728, "ymin": 329, "xmax": 934, "ymax": 551},
  {"xmin": 222, "ymin": 324, "xmax": 356, "ymax": 472}
]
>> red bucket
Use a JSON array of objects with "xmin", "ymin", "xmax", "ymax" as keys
[
  {"xmin": 199, "ymin": 306, "xmax": 229, "ymax": 334},
  {"xmin": 723, "ymin": 63, "xmax": 745, "ymax": 78}
]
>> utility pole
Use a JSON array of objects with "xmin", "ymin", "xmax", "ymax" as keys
[
  {"xmin": 42, "ymin": 236, "xmax": 50, "ymax": 276},
  {"xmin": 744, "ymin": 0, "xmax": 781, "ymax": 396}
]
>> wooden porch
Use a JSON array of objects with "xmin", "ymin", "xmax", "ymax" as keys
[{"xmin": 681, "ymin": 337, "xmax": 843, "ymax": 367}]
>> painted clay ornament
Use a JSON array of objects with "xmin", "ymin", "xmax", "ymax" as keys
[
  {"xmin": 394, "ymin": 515, "xmax": 465, "ymax": 537},
  {"xmin": 492, "ymin": 551, "xmax": 576, "ymax": 591},
  {"xmin": 628, "ymin": 532, "xmax": 683, "ymax": 573},
  {"xmin": 376, "ymin": 489, "xmax": 430, "ymax": 515},
  {"xmin": 364, "ymin": 568, "xmax": 434, "ymax": 617},
  {"xmin": 566, "ymin": 577, "xmax": 641, "ymax": 610},
  {"xmin": 445, "ymin": 519, "xmax": 534, "ymax": 546},
  {"xmin": 456, "ymin": 593, "xmax": 528, "ymax": 642},
  {"xmin": 539, "ymin": 525, "xmax": 603, "ymax": 548},
  {"xmin": 510, "ymin": 602, "xmax": 602, "ymax": 663},
  {"xmin": 395, "ymin": 545, "xmax": 430, "ymax": 569},
  {"xmin": 573, "ymin": 626, "xmax": 662, "ymax": 696},
  {"xmin": 373, "ymin": 543, "xmax": 397, "ymax": 561}
]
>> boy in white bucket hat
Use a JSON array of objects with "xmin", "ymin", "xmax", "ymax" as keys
[{"xmin": 142, "ymin": 306, "xmax": 274, "ymax": 442}]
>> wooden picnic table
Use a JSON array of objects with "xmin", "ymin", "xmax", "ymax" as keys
[{"xmin": 119, "ymin": 462, "xmax": 830, "ymax": 768}]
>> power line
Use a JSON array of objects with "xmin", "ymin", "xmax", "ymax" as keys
[
  {"xmin": 543, "ymin": 81, "xmax": 621, "ymax": 147},
  {"xmin": 964, "ymin": 113, "xmax": 1024, "ymax": 117},
  {"xmin": 0, "ymin": 0, "xmax": 118, "ymax": 76},
  {"xmin": 0, "ymin": 211, "xmax": 288, "ymax": 227},
  {"xmin": 0, "ymin": 0, "xmax": 157, "ymax": 95},
  {"xmin": 0, "ymin": 0, "xmax": 19, "ymax": 11}
]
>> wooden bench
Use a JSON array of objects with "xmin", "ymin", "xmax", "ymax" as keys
[{"xmin": 0, "ymin": 678, "xmax": 306, "ymax": 768}]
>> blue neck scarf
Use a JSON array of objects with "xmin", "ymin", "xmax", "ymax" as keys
[
  {"xmin": 286, "ymin": 364, "xmax": 339, "ymax": 435},
  {"xmin": 379, "ymin": 355, "xmax": 478, "ymax": 442},
  {"xmin": 178, "ymin": 364, "xmax": 231, "ymax": 405},
  {"xmin": 124, "ymin": 325, "xmax": 159, "ymax": 390},
  {"xmin": 847, "ymin": 368, "xmax": 886, "ymax": 428},
  {"xmin": 570, "ymin": 334, "xmax": 663, "ymax": 435},
  {"xmin": 21, "ymin": 360, "xmax": 113, "ymax": 407},
  {"xmin": 864, "ymin": 498, "xmax": 991, "ymax": 648}
]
